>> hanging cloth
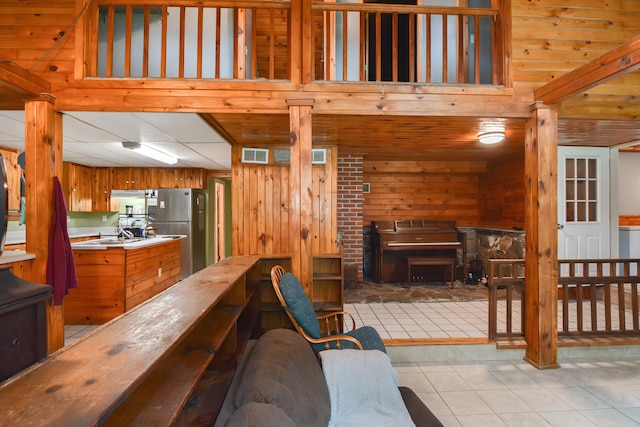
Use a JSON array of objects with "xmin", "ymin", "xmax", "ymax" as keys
[{"xmin": 46, "ymin": 176, "xmax": 78, "ymax": 305}]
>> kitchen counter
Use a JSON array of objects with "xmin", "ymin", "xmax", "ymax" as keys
[
  {"xmin": 66, "ymin": 236, "xmax": 183, "ymax": 324},
  {"xmin": 0, "ymin": 251, "xmax": 36, "ymax": 265},
  {"xmin": 71, "ymin": 234, "xmax": 185, "ymax": 250}
]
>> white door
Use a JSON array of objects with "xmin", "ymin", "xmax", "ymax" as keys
[{"xmin": 558, "ymin": 146, "xmax": 610, "ymax": 261}]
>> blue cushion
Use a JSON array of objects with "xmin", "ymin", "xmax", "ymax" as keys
[
  {"xmin": 311, "ymin": 326, "xmax": 386, "ymax": 354},
  {"xmin": 279, "ymin": 273, "xmax": 321, "ymax": 338}
]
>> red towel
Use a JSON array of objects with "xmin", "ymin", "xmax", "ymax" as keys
[{"xmin": 46, "ymin": 176, "xmax": 78, "ymax": 305}]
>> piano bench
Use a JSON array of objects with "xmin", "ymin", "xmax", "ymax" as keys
[{"xmin": 405, "ymin": 257, "xmax": 456, "ymax": 285}]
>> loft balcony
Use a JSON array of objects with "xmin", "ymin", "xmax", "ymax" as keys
[{"xmin": 84, "ymin": 1, "xmax": 508, "ymax": 87}]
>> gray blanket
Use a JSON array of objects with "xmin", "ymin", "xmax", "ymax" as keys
[{"xmin": 319, "ymin": 349, "xmax": 416, "ymax": 427}]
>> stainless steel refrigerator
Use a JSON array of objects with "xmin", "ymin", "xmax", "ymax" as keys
[{"xmin": 155, "ymin": 188, "xmax": 207, "ymax": 280}]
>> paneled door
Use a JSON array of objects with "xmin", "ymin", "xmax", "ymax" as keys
[{"xmin": 558, "ymin": 146, "xmax": 611, "ymax": 264}]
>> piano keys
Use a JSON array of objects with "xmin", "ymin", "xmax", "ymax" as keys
[{"xmin": 372, "ymin": 220, "xmax": 465, "ymax": 283}]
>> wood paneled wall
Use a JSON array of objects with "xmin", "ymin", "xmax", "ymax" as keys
[
  {"xmin": 231, "ymin": 145, "xmax": 337, "ymax": 256},
  {"xmin": 363, "ymin": 160, "xmax": 486, "ymax": 227},
  {"xmin": 511, "ymin": 0, "xmax": 640, "ymax": 119},
  {"xmin": 478, "ymin": 152, "xmax": 526, "ymax": 230}
]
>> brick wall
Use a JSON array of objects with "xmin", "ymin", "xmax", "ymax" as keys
[{"xmin": 338, "ymin": 154, "xmax": 364, "ymax": 287}]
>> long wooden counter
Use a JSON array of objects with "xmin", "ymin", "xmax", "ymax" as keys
[{"xmin": 0, "ymin": 255, "xmax": 262, "ymax": 426}]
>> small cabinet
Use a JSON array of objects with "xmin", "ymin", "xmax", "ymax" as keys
[
  {"xmin": 93, "ymin": 168, "xmax": 119, "ymax": 212},
  {"xmin": 63, "ymin": 162, "xmax": 93, "ymax": 212},
  {"xmin": 0, "ymin": 267, "xmax": 51, "ymax": 382}
]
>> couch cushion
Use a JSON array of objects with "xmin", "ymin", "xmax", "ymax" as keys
[
  {"xmin": 232, "ymin": 329, "xmax": 331, "ymax": 427},
  {"xmin": 225, "ymin": 402, "xmax": 297, "ymax": 427}
]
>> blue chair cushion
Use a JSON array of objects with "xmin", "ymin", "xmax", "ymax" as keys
[
  {"xmin": 311, "ymin": 326, "xmax": 386, "ymax": 354},
  {"xmin": 279, "ymin": 273, "xmax": 321, "ymax": 339}
]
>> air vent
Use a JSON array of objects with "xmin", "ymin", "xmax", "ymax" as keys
[
  {"xmin": 362, "ymin": 183, "xmax": 370, "ymax": 193},
  {"xmin": 242, "ymin": 148, "xmax": 269, "ymax": 164},
  {"xmin": 274, "ymin": 148, "xmax": 290, "ymax": 163},
  {"xmin": 312, "ymin": 148, "xmax": 326, "ymax": 164}
]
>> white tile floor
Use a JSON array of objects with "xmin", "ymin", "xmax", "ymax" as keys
[
  {"xmin": 345, "ymin": 301, "xmax": 490, "ymax": 339},
  {"xmin": 393, "ymin": 353, "xmax": 640, "ymax": 426}
]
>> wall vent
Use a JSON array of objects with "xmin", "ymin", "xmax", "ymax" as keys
[
  {"xmin": 312, "ymin": 148, "xmax": 327, "ymax": 164},
  {"xmin": 274, "ymin": 148, "xmax": 290, "ymax": 163},
  {"xmin": 362, "ymin": 183, "xmax": 370, "ymax": 193},
  {"xmin": 242, "ymin": 147, "xmax": 269, "ymax": 164}
]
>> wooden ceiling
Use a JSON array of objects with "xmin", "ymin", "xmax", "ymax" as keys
[{"xmin": 206, "ymin": 112, "xmax": 640, "ymax": 162}]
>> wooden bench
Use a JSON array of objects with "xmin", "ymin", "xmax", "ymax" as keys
[{"xmin": 405, "ymin": 256, "xmax": 456, "ymax": 286}]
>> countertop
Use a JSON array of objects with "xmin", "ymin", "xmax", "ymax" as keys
[
  {"xmin": 0, "ymin": 250, "xmax": 36, "ymax": 265},
  {"xmin": 71, "ymin": 235, "xmax": 186, "ymax": 250}
]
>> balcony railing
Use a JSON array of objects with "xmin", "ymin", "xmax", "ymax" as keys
[
  {"xmin": 489, "ymin": 259, "xmax": 640, "ymax": 342},
  {"xmin": 85, "ymin": 1, "xmax": 505, "ymax": 86}
]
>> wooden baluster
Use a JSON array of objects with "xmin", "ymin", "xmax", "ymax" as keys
[
  {"xmin": 106, "ymin": 6, "xmax": 114, "ymax": 77},
  {"xmin": 161, "ymin": 7, "xmax": 168, "ymax": 78},
  {"xmin": 143, "ymin": 6, "xmax": 150, "ymax": 77},
  {"xmin": 215, "ymin": 8, "xmax": 221, "ymax": 79},
  {"xmin": 124, "ymin": 6, "xmax": 132, "ymax": 77},
  {"xmin": 197, "ymin": 7, "xmax": 203, "ymax": 79}
]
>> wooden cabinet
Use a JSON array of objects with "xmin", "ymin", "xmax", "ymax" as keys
[
  {"xmin": 66, "ymin": 239, "xmax": 182, "ymax": 324},
  {"xmin": 63, "ymin": 162, "xmax": 93, "ymax": 212},
  {"xmin": 111, "ymin": 167, "xmax": 147, "ymax": 190},
  {"xmin": 147, "ymin": 168, "xmax": 206, "ymax": 189},
  {"xmin": 259, "ymin": 255, "xmax": 344, "ymax": 330},
  {"xmin": 93, "ymin": 167, "xmax": 119, "ymax": 212}
]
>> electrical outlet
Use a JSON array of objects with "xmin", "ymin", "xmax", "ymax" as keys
[{"xmin": 102, "ymin": 215, "xmax": 107, "ymax": 222}]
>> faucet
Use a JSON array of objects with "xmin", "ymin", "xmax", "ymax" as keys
[{"xmin": 119, "ymin": 227, "xmax": 134, "ymax": 242}]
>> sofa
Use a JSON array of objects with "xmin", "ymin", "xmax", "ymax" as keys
[{"xmin": 214, "ymin": 328, "xmax": 442, "ymax": 427}]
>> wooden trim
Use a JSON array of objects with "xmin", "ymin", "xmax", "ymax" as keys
[
  {"xmin": 0, "ymin": 60, "xmax": 51, "ymax": 97},
  {"xmin": 535, "ymin": 34, "xmax": 640, "ymax": 105}
]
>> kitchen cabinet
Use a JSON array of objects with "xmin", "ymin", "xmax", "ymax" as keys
[
  {"xmin": 66, "ymin": 238, "xmax": 181, "ymax": 324},
  {"xmin": 111, "ymin": 167, "xmax": 148, "ymax": 190},
  {"xmin": 0, "ymin": 147, "xmax": 22, "ymax": 213},
  {"xmin": 93, "ymin": 167, "xmax": 119, "ymax": 212},
  {"xmin": 147, "ymin": 168, "xmax": 206, "ymax": 189},
  {"xmin": 63, "ymin": 162, "xmax": 93, "ymax": 212}
]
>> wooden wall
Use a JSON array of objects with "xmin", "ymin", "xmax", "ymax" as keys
[
  {"xmin": 363, "ymin": 160, "xmax": 486, "ymax": 227},
  {"xmin": 477, "ymin": 152, "xmax": 526, "ymax": 230},
  {"xmin": 231, "ymin": 145, "xmax": 337, "ymax": 256},
  {"xmin": 511, "ymin": 0, "xmax": 640, "ymax": 119}
]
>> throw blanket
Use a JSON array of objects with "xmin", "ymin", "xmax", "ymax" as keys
[{"xmin": 320, "ymin": 349, "xmax": 416, "ymax": 427}]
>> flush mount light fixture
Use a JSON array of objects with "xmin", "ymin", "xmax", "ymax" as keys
[
  {"xmin": 122, "ymin": 141, "xmax": 178, "ymax": 165},
  {"xmin": 478, "ymin": 132, "xmax": 505, "ymax": 145}
]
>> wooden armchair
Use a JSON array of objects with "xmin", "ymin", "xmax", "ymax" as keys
[{"xmin": 270, "ymin": 265, "xmax": 386, "ymax": 354}]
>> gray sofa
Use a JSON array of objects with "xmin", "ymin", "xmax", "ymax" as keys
[{"xmin": 215, "ymin": 328, "xmax": 442, "ymax": 427}]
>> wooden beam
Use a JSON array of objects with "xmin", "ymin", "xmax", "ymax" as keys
[
  {"xmin": 535, "ymin": 34, "xmax": 640, "ymax": 105},
  {"xmin": 287, "ymin": 98, "xmax": 314, "ymax": 292},
  {"xmin": 0, "ymin": 60, "xmax": 51, "ymax": 97},
  {"xmin": 24, "ymin": 99, "xmax": 65, "ymax": 354},
  {"xmin": 523, "ymin": 102, "xmax": 559, "ymax": 369}
]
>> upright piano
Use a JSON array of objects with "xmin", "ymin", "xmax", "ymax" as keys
[{"xmin": 371, "ymin": 220, "xmax": 465, "ymax": 283}]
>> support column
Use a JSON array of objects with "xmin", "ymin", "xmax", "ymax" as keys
[
  {"xmin": 287, "ymin": 99, "xmax": 314, "ymax": 293},
  {"xmin": 24, "ymin": 98, "xmax": 65, "ymax": 353},
  {"xmin": 524, "ymin": 101, "xmax": 559, "ymax": 369}
]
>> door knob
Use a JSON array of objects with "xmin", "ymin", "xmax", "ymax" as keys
[{"xmin": 557, "ymin": 224, "xmax": 564, "ymax": 230}]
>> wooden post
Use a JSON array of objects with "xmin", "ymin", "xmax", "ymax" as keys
[
  {"xmin": 524, "ymin": 101, "xmax": 559, "ymax": 369},
  {"xmin": 24, "ymin": 98, "xmax": 65, "ymax": 353},
  {"xmin": 287, "ymin": 99, "xmax": 314, "ymax": 293}
]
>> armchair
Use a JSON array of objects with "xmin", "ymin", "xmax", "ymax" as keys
[{"xmin": 270, "ymin": 265, "xmax": 386, "ymax": 354}]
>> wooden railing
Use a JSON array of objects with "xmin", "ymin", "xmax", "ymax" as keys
[
  {"xmin": 86, "ymin": 1, "xmax": 505, "ymax": 85},
  {"xmin": 488, "ymin": 259, "xmax": 640, "ymax": 342},
  {"xmin": 313, "ymin": 3, "xmax": 502, "ymax": 84},
  {"xmin": 488, "ymin": 259, "xmax": 525, "ymax": 341}
]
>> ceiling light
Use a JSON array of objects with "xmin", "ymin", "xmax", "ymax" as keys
[
  {"xmin": 478, "ymin": 132, "xmax": 505, "ymax": 145},
  {"xmin": 122, "ymin": 142, "xmax": 178, "ymax": 165}
]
